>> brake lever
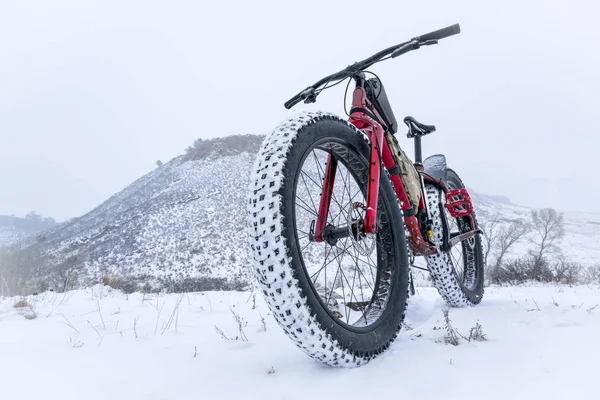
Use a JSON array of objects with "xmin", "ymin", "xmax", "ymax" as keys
[
  {"xmin": 391, "ymin": 39, "xmax": 439, "ymax": 59},
  {"xmin": 391, "ymin": 41, "xmax": 418, "ymax": 58},
  {"xmin": 420, "ymin": 39, "xmax": 439, "ymax": 46},
  {"xmin": 304, "ymin": 95, "xmax": 317, "ymax": 104},
  {"xmin": 300, "ymin": 87, "xmax": 317, "ymax": 104}
]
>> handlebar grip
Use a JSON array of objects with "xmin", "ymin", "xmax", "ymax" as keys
[
  {"xmin": 284, "ymin": 95, "xmax": 302, "ymax": 110},
  {"xmin": 414, "ymin": 24, "xmax": 461, "ymax": 43},
  {"xmin": 284, "ymin": 87, "xmax": 316, "ymax": 109}
]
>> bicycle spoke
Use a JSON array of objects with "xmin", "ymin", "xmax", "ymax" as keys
[
  {"xmin": 326, "ymin": 256, "xmax": 342, "ymax": 307},
  {"xmin": 334, "ymin": 242, "xmax": 369, "ymax": 325},
  {"xmin": 294, "ymin": 197, "xmax": 318, "ymax": 217},
  {"xmin": 352, "ymin": 251, "xmax": 369, "ymax": 325},
  {"xmin": 310, "ymin": 244, "xmax": 331, "ymax": 283},
  {"xmin": 310, "ymin": 240, "xmax": 354, "ymax": 282},
  {"xmin": 347, "ymin": 241, "xmax": 359, "ymax": 324},
  {"xmin": 328, "ymin": 174, "xmax": 363, "ymax": 224},
  {"xmin": 358, "ymin": 249, "xmax": 379, "ymax": 283},
  {"xmin": 335, "ymin": 242, "xmax": 374, "ymax": 294},
  {"xmin": 349, "ymin": 240, "xmax": 370, "ymax": 325},
  {"xmin": 300, "ymin": 167, "xmax": 346, "ymax": 224},
  {"xmin": 331, "ymin": 166, "xmax": 347, "ymax": 228},
  {"xmin": 300, "ymin": 240, "xmax": 313, "ymax": 254},
  {"xmin": 299, "ymin": 170, "xmax": 319, "ymax": 213},
  {"xmin": 297, "ymin": 228, "xmax": 311, "ymax": 237},
  {"xmin": 325, "ymin": 244, "xmax": 351, "ymax": 306}
]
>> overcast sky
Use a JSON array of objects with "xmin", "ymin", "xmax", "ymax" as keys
[{"xmin": 1, "ymin": 0, "xmax": 599, "ymax": 221}]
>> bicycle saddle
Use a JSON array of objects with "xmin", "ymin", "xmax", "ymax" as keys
[{"xmin": 404, "ymin": 116, "xmax": 436, "ymax": 138}]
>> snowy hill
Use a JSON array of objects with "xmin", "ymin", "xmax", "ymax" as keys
[
  {"xmin": 4, "ymin": 134, "xmax": 599, "ymax": 294},
  {"xmin": 9, "ymin": 135, "xmax": 264, "ymax": 293},
  {"xmin": 0, "ymin": 214, "xmax": 56, "ymax": 247}
]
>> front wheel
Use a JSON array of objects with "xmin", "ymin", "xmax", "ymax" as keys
[
  {"xmin": 424, "ymin": 169, "xmax": 485, "ymax": 307},
  {"xmin": 247, "ymin": 111, "xmax": 409, "ymax": 367}
]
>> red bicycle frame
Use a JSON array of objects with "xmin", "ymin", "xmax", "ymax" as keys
[
  {"xmin": 313, "ymin": 84, "xmax": 439, "ymax": 256},
  {"xmin": 311, "ymin": 78, "xmax": 481, "ymax": 256}
]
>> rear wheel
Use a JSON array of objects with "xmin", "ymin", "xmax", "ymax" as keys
[
  {"xmin": 424, "ymin": 169, "xmax": 485, "ymax": 307},
  {"xmin": 247, "ymin": 111, "xmax": 409, "ymax": 367}
]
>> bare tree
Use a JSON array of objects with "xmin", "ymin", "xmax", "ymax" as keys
[
  {"xmin": 479, "ymin": 213, "xmax": 502, "ymax": 267},
  {"xmin": 529, "ymin": 208, "xmax": 565, "ymax": 264},
  {"xmin": 494, "ymin": 220, "xmax": 530, "ymax": 268},
  {"xmin": 56, "ymin": 255, "xmax": 80, "ymax": 292}
]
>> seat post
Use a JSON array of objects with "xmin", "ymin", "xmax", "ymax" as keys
[{"xmin": 414, "ymin": 136, "xmax": 423, "ymax": 166}]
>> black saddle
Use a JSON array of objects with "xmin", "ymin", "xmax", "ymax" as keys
[{"xmin": 403, "ymin": 116, "xmax": 436, "ymax": 138}]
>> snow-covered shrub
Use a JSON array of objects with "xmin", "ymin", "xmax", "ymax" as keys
[
  {"xmin": 13, "ymin": 299, "xmax": 31, "ymax": 308},
  {"xmin": 490, "ymin": 256, "xmax": 584, "ymax": 285},
  {"xmin": 582, "ymin": 264, "xmax": 600, "ymax": 284},
  {"xmin": 101, "ymin": 275, "xmax": 139, "ymax": 294},
  {"xmin": 467, "ymin": 322, "xmax": 487, "ymax": 342},
  {"xmin": 490, "ymin": 257, "xmax": 548, "ymax": 284},
  {"xmin": 550, "ymin": 260, "xmax": 582, "ymax": 285},
  {"xmin": 157, "ymin": 277, "xmax": 248, "ymax": 293}
]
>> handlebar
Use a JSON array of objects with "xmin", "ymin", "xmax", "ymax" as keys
[{"xmin": 284, "ymin": 23, "xmax": 461, "ymax": 109}]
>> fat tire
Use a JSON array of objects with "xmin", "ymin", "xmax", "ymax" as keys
[
  {"xmin": 424, "ymin": 169, "xmax": 485, "ymax": 307},
  {"xmin": 247, "ymin": 111, "xmax": 409, "ymax": 367}
]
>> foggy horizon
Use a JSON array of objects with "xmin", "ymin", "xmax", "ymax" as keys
[{"xmin": 2, "ymin": 131, "xmax": 596, "ymax": 223}]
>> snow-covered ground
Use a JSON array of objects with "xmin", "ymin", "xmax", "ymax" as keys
[{"xmin": 1, "ymin": 284, "xmax": 599, "ymax": 400}]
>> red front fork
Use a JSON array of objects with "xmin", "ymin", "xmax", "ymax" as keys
[
  {"xmin": 362, "ymin": 125, "xmax": 383, "ymax": 233},
  {"xmin": 313, "ymin": 155, "xmax": 337, "ymax": 242},
  {"xmin": 313, "ymin": 128, "xmax": 384, "ymax": 241},
  {"xmin": 314, "ymin": 87, "xmax": 391, "ymax": 240}
]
